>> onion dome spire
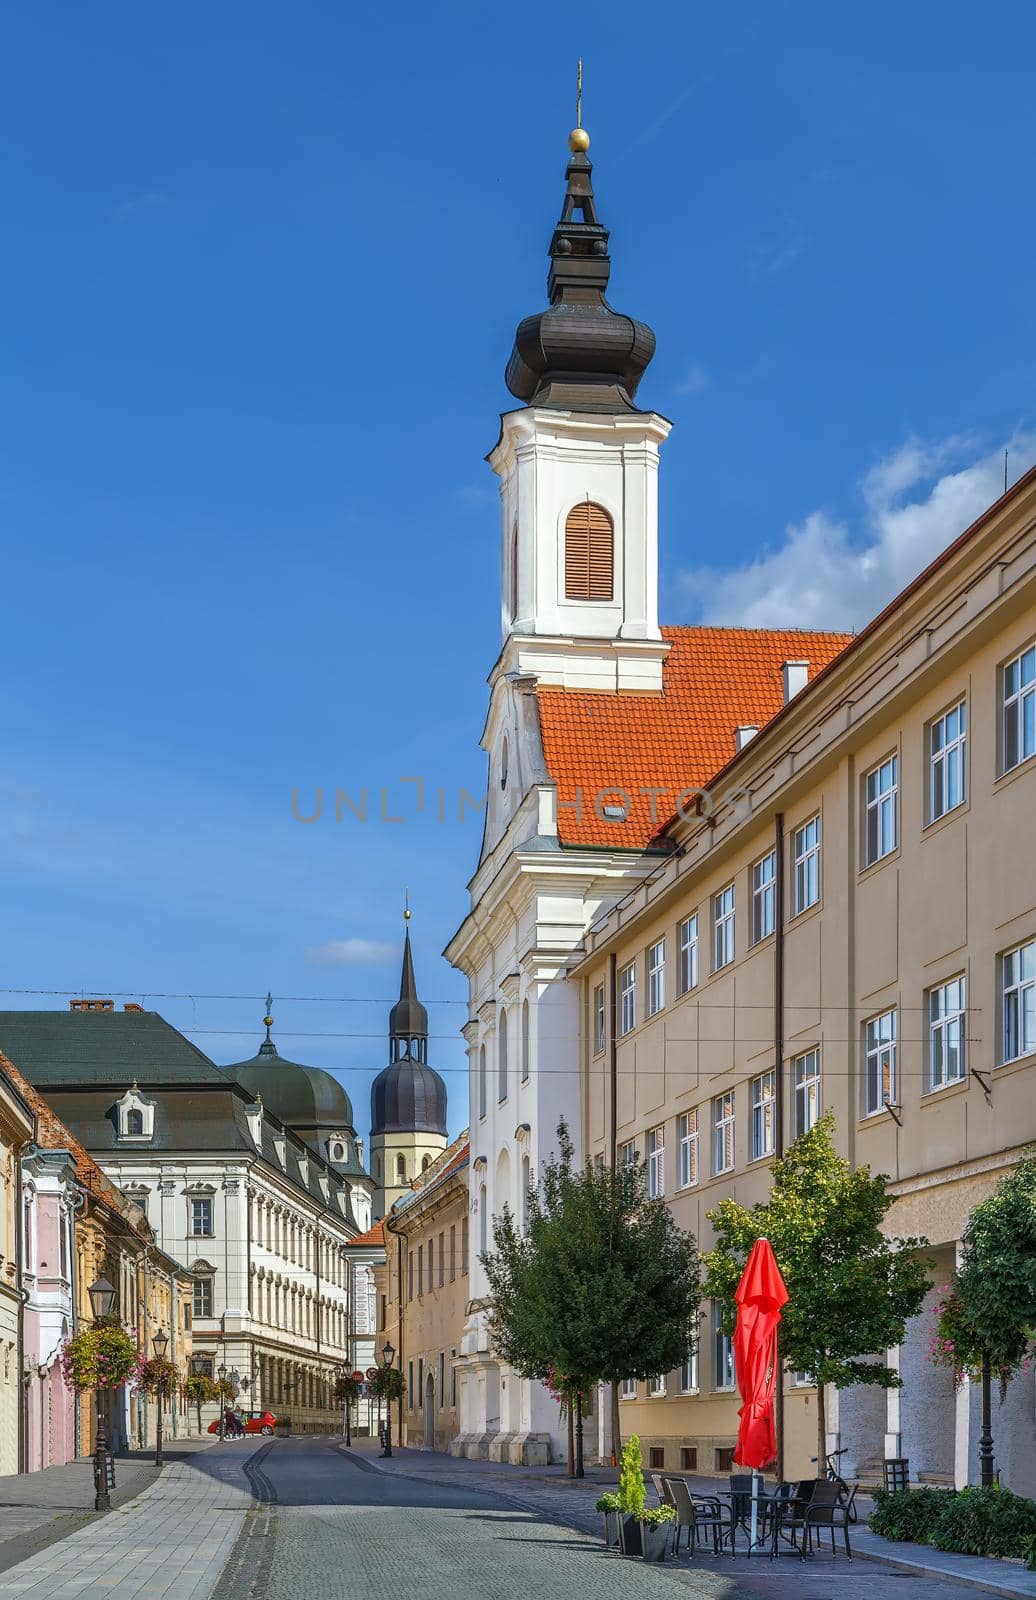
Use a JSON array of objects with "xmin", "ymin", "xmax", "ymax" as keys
[
  {"xmin": 259, "ymin": 992, "xmax": 277, "ymax": 1057},
  {"xmin": 505, "ymin": 115, "xmax": 656, "ymax": 415}
]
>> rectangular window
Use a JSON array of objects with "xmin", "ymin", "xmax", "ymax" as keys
[
  {"xmin": 438, "ymin": 1231, "xmax": 446, "ymax": 1288},
  {"xmin": 750, "ymin": 1070, "xmax": 776, "ymax": 1160},
  {"xmin": 679, "ymin": 1345, "xmax": 699, "ymax": 1393},
  {"xmin": 751, "ymin": 851, "xmax": 777, "ymax": 944},
  {"xmin": 1003, "ymin": 644, "xmax": 1036, "ymax": 773},
  {"xmin": 792, "ymin": 1371, "xmax": 815, "ymax": 1388},
  {"xmin": 646, "ymin": 1126, "xmax": 664, "ymax": 1199},
  {"xmin": 677, "ymin": 1110, "xmax": 699, "ymax": 1189},
  {"xmin": 417, "ymin": 1245, "xmax": 424, "ymax": 1297},
  {"xmin": 1002, "ymin": 939, "xmax": 1036, "ymax": 1063},
  {"xmin": 678, "ymin": 914, "xmax": 699, "ymax": 994},
  {"xmin": 619, "ymin": 962, "xmax": 636, "ymax": 1036},
  {"xmin": 593, "ymin": 983, "xmax": 606, "ymax": 1054},
  {"xmin": 681, "ymin": 1446, "xmax": 698, "ymax": 1471},
  {"xmin": 793, "ymin": 1048, "xmax": 821, "ymax": 1136},
  {"xmin": 439, "ymin": 1351, "xmax": 445, "ymax": 1406},
  {"xmin": 619, "ymin": 1140, "xmax": 637, "ymax": 1172},
  {"xmin": 407, "ymin": 1253, "xmax": 413, "ymax": 1301},
  {"xmin": 620, "ymin": 1377, "xmax": 637, "ymax": 1400},
  {"xmin": 713, "ymin": 884, "xmax": 735, "ymax": 971},
  {"xmin": 649, "ymin": 1446, "xmax": 665, "ymax": 1469},
  {"xmin": 864, "ymin": 754, "xmax": 898, "ymax": 865},
  {"xmin": 461, "ymin": 1215, "xmax": 469, "ymax": 1274},
  {"xmin": 864, "ymin": 1009, "xmax": 898, "ymax": 1115},
  {"xmin": 646, "ymin": 1374, "xmax": 666, "ymax": 1398},
  {"xmin": 449, "ymin": 1224, "xmax": 457, "ymax": 1281},
  {"xmin": 712, "ymin": 1091, "xmax": 735, "ymax": 1175},
  {"xmin": 712, "ymin": 1303, "xmax": 734, "ymax": 1390},
  {"xmin": 793, "ymin": 816, "xmax": 821, "ymax": 914},
  {"xmin": 408, "ymin": 1361, "xmax": 414, "ymax": 1409},
  {"xmin": 930, "ymin": 700, "xmax": 967, "ymax": 820},
  {"xmin": 450, "ymin": 1359, "xmax": 457, "ymax": 1408},
  {"xmin": 190, "ymin": 1198, "xmax": 213, "ymax": 1237},
  {"xmin": 928, "ymin": 977, "xmax": 966, "ymax": 1089},
  {"xmin": 647, "ymin": 939, "xmax": 666, "ymax": 1016},
  {"xmin": 417, "ymin": 1358, "xmax": 424, "ymax": 1408},
  {"xmin": 192, "ymin": 1277, "xmax": 213, "ymax": 1318}
]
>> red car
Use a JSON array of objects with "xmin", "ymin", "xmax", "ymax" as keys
[{"xmin": 208, "ymin": 1409, "xmax": 276, "ymax": 1436}]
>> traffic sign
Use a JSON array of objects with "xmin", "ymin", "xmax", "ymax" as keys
[
  {"xmin": 365, "ymin": 1367, "xmax": 378, "ymax": 1380},
  {"xmin": 351, "ymin": 1370, "xmax": 364, "ymax": 1384}
]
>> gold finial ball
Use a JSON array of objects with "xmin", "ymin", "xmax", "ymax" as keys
[
  {"xmin": 403, "ymin": 908, "xmax": 411, "ymax": 921},
  {"xmin": 263, "ymin": 1015, "xmax": 273, "ymax": 1028},
  {"xmin": 568, "ymin": 126, "xmax": 590, "ymax": 154}
]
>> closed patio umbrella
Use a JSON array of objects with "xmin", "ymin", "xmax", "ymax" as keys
[{"xmin": 733, "ymin": 1237, "xmax": 789, "ymax": 1549}]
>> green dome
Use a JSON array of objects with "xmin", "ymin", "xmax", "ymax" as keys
[{"xmin": 224, "ymin": 1040, "xmax": 356, "ymax": 1147}]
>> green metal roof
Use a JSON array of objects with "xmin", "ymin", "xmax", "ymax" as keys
[{"xmin": 0, "ymin": 1009, "xmax": 225, "ymax": 1087}]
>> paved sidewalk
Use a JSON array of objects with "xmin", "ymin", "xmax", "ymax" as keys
[{"xmin": 0, "ymin": 1437, "xmax": 266, "ymax": 1600}]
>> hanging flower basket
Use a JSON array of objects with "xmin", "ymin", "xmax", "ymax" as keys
[
  {"xmin": 136, "ymin": 1357, "xmax": 179, "ymax": 1398},
  {"xmin": 61, "ymin": 1321, "xmax": 142, "ymax": 1392}
]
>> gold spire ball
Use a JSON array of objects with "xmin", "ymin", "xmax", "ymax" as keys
[{"xmin": 568, "ymin": 126, "xmax": 590, "ymax": 154}]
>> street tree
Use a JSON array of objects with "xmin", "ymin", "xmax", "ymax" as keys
[
  {"xmin": 703, "ymin": 1113, "xmax": 930, "ymax": 1468},
  {"xmin": 482, "ymin": 1121, "xmax": 701, "ymax": 1467}
]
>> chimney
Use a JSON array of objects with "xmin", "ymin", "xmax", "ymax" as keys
[
  {"xmin": 69, "ymin": 998, "xmax": 114, "ymax": 1012},
  {"xmin": 735, "ymin": 725, "xmax": 758, "ymax": 752},
  {"xmin": 123, "ymin": 1003, "xmax": 144, "ymax": 1013},
  {"xmin": 781, "ymin": 660, "xmax": 810, "ymax": 704}
]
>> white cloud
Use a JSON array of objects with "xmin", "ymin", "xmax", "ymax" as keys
[
  {"xmin": 677, "ymin": 433, "xmax": 1035, "ymax": 632},
  {"xmin": 677, "ymin": 362, "xmax": 710, "ymax": 397},
  {"xmin": 304, "ymin": 937, "xmax": 397, "ymax": 968}
]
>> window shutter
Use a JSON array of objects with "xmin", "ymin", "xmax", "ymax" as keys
[{"xmin": 564, "ymin": 502, "xmax": 613, "ymax": 600}]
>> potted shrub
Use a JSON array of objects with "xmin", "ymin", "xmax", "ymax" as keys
[
  {"xmin": 274, "ymin": 1416, "xmax": 291, "ymax": 1437},
  {"xmin": 616, "ymin": 1435, "xmax": 646, "ymax": 1557},
  {"xmin": 640, "ymin": 1504, "xmax": 676, "ymax": 1562},
  {"xmin": 595, "ymin": 1492, "xmax": 621, "ymax": 1548}
]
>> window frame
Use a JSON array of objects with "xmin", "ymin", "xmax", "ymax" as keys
[
  {"xmin": 793, "ymin": 1048, "xmax": 821, "ymax": 1137},
  {"xmin": 192, "ymin": 1275, "xmax": 214, "ymax": 1319},
  {"xmin": 863, "ymin": 1008, "xmax": 898, "ymax": 1116},
  {"xmin": 190, "ymin": 1197, "xmax": 213, "ymax": 1238},
  {"xmin": 646, "ymin": 1373, "xmax": 666, "ymax": 1398},
  {"xmin": 863, "ymin": 753, "xmax": 899, "ymax": 867},
  {"xmin": 712, "ymin": 884, "xmax": 736, "ymax": 972},
  {"xmin": 927, "ymin": 975, "xmax": 966, "ymax": 1091},
  {"xmin": 928, "ymin": 699, "xmax": 968, "ymax": 823},
  {"xmin": 678, "ymin": 913, "xmax": 699, "ymax": 995},
  {"xmin": 647, "ymin": 938, "xmax": 666, "ymax": 1017},
  {"xmin": 1001, "ymin": 938, "xmax": 1036, "ymax": 1064},
  {"xmin": 712, "ymin": 1090, "xmax": 735, "ymax": 1175},
  {"xmin": 750, "ymin": 851, "xmax": 777, "ymax": 945},
  {"xmin": 750, "ymin": 1069, "xmax": 776, "ymax": 1161},
  {"xmin": 792, "ymin": 816, "xmax": 821, "ymax": 915},
  {"xmin": 677, "ymin": 1109, "xmax": 699, "ymax": 1189},
  {"xmin": 619, "ymin": 961, "xmax": 637, "ymax": 1036},
  {"xmin": 711, "ymin": 1303, "xmax": 735, "ymax": 1392},
  {"xmin": 593, "ymin": 983, "xmax": 606, "ymax": 1055},
  {"xmin": 679, "ymin": 1344, "xmax": 699, "ymax": 1394},
  {"xmin": 1001, "ymin": 642, "xmax": 1036, "ymax": 775},
  {"xmin": 646, "ymin": 1125, "xmax": 665, "ymax": 1199},
  {"xmin": 620, "ymin": 1376, "xmax": 637, "ymax": 1400},
  {"xmin": 619, "ymin": 1139, "xmax": 638, "ymax": 1173}
]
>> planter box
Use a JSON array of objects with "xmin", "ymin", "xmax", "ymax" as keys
[
  {"xmin": 601, "ymin": 1511, "xmax": 620, "ymax": 1548},
  {"xmin": 274, "ymin": 1420, "xmax": 291, "ymax": 1437},
  {"xmin": 641, "ymin": 1523, "xmax": 670, "ymax": 1563},
  {"xmin": 618, "ymin": 1515, "xmax": 643, "ymax": 1557}
]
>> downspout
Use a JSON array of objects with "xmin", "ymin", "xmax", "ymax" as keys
[
  {"xmin": 607, "ymin": 952, "xmax": 618, "ymax": 1465},
  {"xmin": 384, "ymin": 1213, "xmax": 405, "ymax": 1448},
  {"xmin": 70, "ymin": 1187, "xmax": 85, "ymax": 1458},
  {"xmin": 773, "ymin": 812, "xmax": 786, "ymax": 1483},
  {"xmin": 15, "ymin": 1140, "xmax": 31, "ymax": 1475}
]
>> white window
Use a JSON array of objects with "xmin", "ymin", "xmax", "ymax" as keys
[
  {"xmin": 620, "ymin": 1377, "xmax": 637, "ymax": 1400},
  {"xmin": 677, "ymin": 1110, "xmax": 699, "ymax": 1188},
  {"xmin": 793, "ymin": 817, "xmax": 821, "ymax": 914},
  {"xmin": 478, "ymin": 1045, "xmax": 487, "ymax": 1119},
  {"xmin": 479, "ymin": 1183, "xmax": 488, "ymax": 1257},
  {"xmin": 864, "ymin": 1010, "xmax": 897, "ymax": 1116},
  {"xmin": 498, "ymin": 1010, "xmax": 509, "ymax": 1102},
  {"xmin": 929, "ymin": 700, "xmax": 967, "ymax": 821},
  {"xmin": 1002, "ymin": 643, "xmax": 1036, "ymax": 773},
  {"xmin": 678, "ymin": 914, "xmax": 698, "ymax": 994},
  {"xmin": 1002, "ymin": 939, "xmax": 1036, "ymax": 1063},
  {"xmin": 864, "ymin": 754, "xmax": 898, "ymax": 865},
  {"xmin": 646, "ymin": 1126, "xmax": 664, "ymax": 1199},
  {"xmin": 679, "ymin": 1344, "xmax": 699, "ymax": 1393},
  {"xmin": 646, "ymin": 1374, "xmax": 666, "ymax": 1398},
  {"xmin": 712, "ymin": 1091, "xmax": 735, "ymax": 1175},
  {"xmin": 619, "ymin": 962, "xmax": 636, "ymax": 1036},
  {"xmin": 712, "ymin": 1303, "xmax": 734, "ymax": 1390},
  {"xmin": 647, "ymin": 939, "xmax": 666, "ymax": 1016},
  {"xmin": 190, "ymin": 1198, "xmax": 213, "ymax": 1237},
  {"xmin": 521, "ymin": 1153, "xmax": 531, "ymax": 1235},
  {"xmin": 928, "ymin": 977, "xmax": 966, "ymax": 1090},
  {"xmin": 713, "ymin": 884, "xmax": 735, "ymax": 971},
  {"xmin": 751, "ymin": 852, "xmax": 776, "ymax": 944},
  {"xmin": 521, "ymin": 999, "xmax": 530, "ymax": 1082},
  {"xmin": 792, "ymin": 1370, "xmax": 815, "ymax": 1388},
  {"xmin": 793, "ymin": 1049, "xmax": 821, "ymax": 1136},
  {"xmin": 619, "ymin": 1140, "xmax": 637, "ymax": 1172},
  {"xmin": 750, "ymin": 1070, "xmax": 776, "ymax": 1160},
  {"xmin": 593, "ymin": 984, "xmax": 606, "ymax": 1055}
]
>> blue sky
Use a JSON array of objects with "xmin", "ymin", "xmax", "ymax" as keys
[{"xmin": 3, "ymin": 2, "xmax": 1036, "ymax": 1145}]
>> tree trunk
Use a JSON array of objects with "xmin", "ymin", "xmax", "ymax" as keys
[
  {"xmin": 196, "ymin": 1402, "xmax": 202, "ymax": 1436},
  {"xmin": 575, "ymin": 1393, "xmax": 584, "ymax": 1479},
  {"xmin": 816, "ymin": 1382, "xmax": 826, "ymax": 1474},
  {"xmin": 611, "ymin": 1379, "xmax": 622, "ymax": 1466},
  {"xmin": 566, "ymin": 1401, "xmax": 574, "ymax": 1477}
]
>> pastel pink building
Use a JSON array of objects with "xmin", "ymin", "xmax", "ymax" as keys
[{"xmin": 21, "ymin": 1147, "xmax": 77, "ymax": 1471}]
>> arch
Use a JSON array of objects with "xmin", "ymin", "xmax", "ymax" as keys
[
  {"xmin": 126, "ymin": 1108, "xmax": 144, "ymax": 1136},
  {"xmin": 564, "ymin": 501, "xmax": 613, "ymax": 601},
  {"xmin": 497, "ymin": 1011, "xmax": 508, "ymax": 1103},
  {"xmin": 478, "ymin": 1182, "xmax": 488, "ymax": 1258},
  {"xmin": 421, "ymin": 1154, "xmax": 431, "ymax": 1172},
  {"xmin": 478, "ymin": 1044, "xmax": 487, "ymax": 1119},
  {"xmin": 521, "ymin": 1151, "xmax": 531, "ymax": 1234},
  {"xmin": 395, "ymin": 1153, "xmax": 407, "ymax": 1185},
  {"xmin": 520, "ymin": 999, "xmax": 530, "ymax": 1083},
  {"xmin": 494, "ymin": 1146, "xmax": 511, "ymax": 1225}
]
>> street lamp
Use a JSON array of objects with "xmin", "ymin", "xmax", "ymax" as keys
[
  {"xmin": 152, "ymin": 1330, "xmax": 169, "ymax": 1469},
  {"xmin": 336, "ymin": 1365, "xmax": 352, "ymax": 1447},
  {"xmin": 86, "ymin": 1277, "xmax": 117, "ymax": 1512},
  {"xmin": 379, "ymin": 1341, "xmax": 396, "ymax": 1458},
  {"xmin": 217, "ymin": 1363, "xmax": 227, "ymax": 1442}
]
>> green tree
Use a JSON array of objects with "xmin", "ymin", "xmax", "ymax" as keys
[
  {"xmin": 703, "ymin": 1114, "xmax": 930, "ymax": 1468},
  {"xmin": 482, "ymin": 1121, "xmax": 701, "ymax": 1463},
  {"xmin": 370, "ymin": 1366, "xmax": 404, "ymax": 1404},
  {"xmin": 184, "ymin": 1374, "xmax": 216, "ymax": 1434}
]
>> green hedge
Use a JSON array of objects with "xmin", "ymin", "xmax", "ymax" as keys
[{"xmin": 869, "ymin": 1486, "xmax": 1036, "ymax": 1566}]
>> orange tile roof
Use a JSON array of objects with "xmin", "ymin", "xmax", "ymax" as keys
[
  {"xmin": 536, "ymin": 626, "xmax": 852, "ymax": 849},
  {"xmin": 346, "ymin": 1219, "xmax": 385, "ymax": 1248}
]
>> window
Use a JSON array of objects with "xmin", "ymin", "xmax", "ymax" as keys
[
  {"xmin": 190, "ymin": 1198, "xmax": 213, "ymax": 1237},
  {"xmin": 439, "ymin": 1351, "xmax": 445, "ymax": 1406},
  {"xmin": 619, "ymin": 962, "xmax": 636, "ymax": 1035},
  {"xmin": 408, "ymin": 1361, "xmax": 414, "ymax": 1409},
  {"xmin": 750, "ymin": 1070, "xmax": 776, "ymax": 1160},
  {"xmin": 478, "ymin": 1184, "xmax": 487, "ymax": 1257},
  {"xmin": 449, "ymin": 1224, "xmax": 456, "ymax": 1281},
  {"xmin": 712, "ymin": 1303, "xmax": 734, "ymax": 1390},
  {"xmin": 1002, "ymin": 643, "xmax": 1036, "ymax": 773},
  {"xmin": 930, "ymin": 700, "xmax": 967, "ymax": 820},
  {"xmin": 564, "ymin": 501, "xmax": 613, "ymax": 601},
  {"xmin": 461, "ymin": 1215, "xmax": 469, "ymax": 1275},
  {"xmin": 396, "ymin": 1154, "xmax": 406, "ymax": 1184},
  {"xmin": 928, "ymin": 977, "xmax": 966, "ymax": 1089},
  {"xmin": 438, "ymin": 1231, "xmax": 446, "ymax": 1288},
  {"xmin": 679, "ymin": 1344, "xmax": 699, "ymax": 1393},
  {"xmin": 1002, "ymin": 939, "xmax": 1036, "ymax": 1063},
  {"xmin": 418, "ymin": 1357, "xmax": 424, "ymax": 1406},
  {"xmin": 593, "ymin": 984, "xmax": 606, "ymax": 1055},
  {"xmin": 478, "ymin": 1045, "xmax": 487, "ymax": 1119},
  {"xmin": 647, "ymin": 1374, "xmax": 666, "ymax": 1398},
  {"xmin": 521, "ymin": 999, "xmax": 530, "ymax": 1082},
  {"xmin": 450, "ymin": 1359, "xmax": 457, "ymax": 1408},
  {"xmin": 646, "ymin": 939, "xmax": 666, "ymax": 1016},
  {"xmin": 751, "ymin": 851, "xmax": 776, "ymax": 944},
  {"xmin": 417, "ymin": 1245, "xmax": 424, "ymax": 1297},
  {"xmin": 864, "ymin": 1010, "xmax": 897, "ymax": 1115},
  {"xmin": 713, "ymin": 884, "xmax": 735, "ymax": 971},
  {"xmin": 792, "ymin": 1370, "xmax": 815, "ymax": 1388},
  {"xmin": 407, "ymin": 1253, "xmax": 413, "ymax": 1301},
  {"xmin": 192, "ymin": 1276, "xmax": 213, "ymax": 1318},
  {"xmin": 864, "ymin": 754, "xmax": 898, "ymax": 865},
  {"xmin": 793, "ymin": 817, "xmax": 821, "ymax": 914},
  {"xmin": 498, "ymin": 1011, "xmax": 508, "ymax": 1102},
  {"xmin": 793, "ymin": 1049, "xmax": 821, "ymax": 1136},
  {"xmin": 620, "ymin": 1377, "xmax": 637, "ymax": 1400},
  {"xmin": 712, "ymin": 1091, "xmax": 735, "ymax": 1175},
  {"xmin": 646, "ymin": 1126, "xmax": 664, "ymax": 1199},
  {"xmin": 677, "ymin": 1110, "xmax": 699, "ymax": 1189},
  {"xmin": 619, "ymin": 1140, "xmax": 637, "ymax": 1172},
  {"xmin": 681, "ymin": 1446, "xmax": 698, "ymax": 1471},
  {"xmin": 678, "ymin": 914, "xmax": 698, "ymax": 994},
  {"xmin": 649, "ymin": 1447, "xmax": 665, "ymax": 1469},
  {"xmin": 126, "ymin": 1108, "xmax": 144, "ymax": 1136},
  {"xmin": 716, "ymin": 1446, "xmax": 736, "ymax": 1472},
  {"xmin": 521, "ymin": 1153, "xmax": 531, "ymax": 1234}
]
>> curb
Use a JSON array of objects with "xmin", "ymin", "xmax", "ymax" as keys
[{"xmin": 855, "ymin": 1544, "xmax": 1036, "ymax": 1600}]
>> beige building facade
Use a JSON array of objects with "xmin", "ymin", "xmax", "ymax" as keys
[
  {"xmin": 0, "ymin": 1065, "xmax": 36, "ymax": 1473},
  {"xmin": 382, "ymin": 1135, "xmax": 469, "ymax": 1451},
  {"xmin": 574, "ymin": 468, "xmax": 1036, "ymax": 1493}
]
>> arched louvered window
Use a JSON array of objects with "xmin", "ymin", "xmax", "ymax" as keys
[{"xmin": 564, "ymin": 501, "xmax": 613, "ymax": 600}]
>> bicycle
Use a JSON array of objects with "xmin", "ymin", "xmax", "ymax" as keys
[{"xmin": 810, "ymin": 1447, "xmax": 858, "ymax": 1521}]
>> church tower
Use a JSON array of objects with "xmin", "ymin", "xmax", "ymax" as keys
[{"xmin": 369, "ymin": 917, "xmax": 448, "ymax": 1220}]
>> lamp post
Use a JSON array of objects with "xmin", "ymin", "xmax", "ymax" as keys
[
  {"xmin": 380, "ymin": 1340, "xmax": 395, "ymax": 1458},
  {"xmin": 152, "ymin": 1330, "xmax": 169, "ymax": 1468},
  {"xmin": 87, "ymin": 1276, "xmax": 117, "ymax": 1513},
  {"xmin": 337, "ymin": 1366, "xmax": 352, "ymax": 1447},
  {"xmin": 217, "ymin": 1363, "xmax": 227, "ymax": 1442}
]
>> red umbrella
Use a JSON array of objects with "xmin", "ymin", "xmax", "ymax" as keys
[{"xmin": 733, "ymin": 1236, "xmax": 789, "ymax": 1470}]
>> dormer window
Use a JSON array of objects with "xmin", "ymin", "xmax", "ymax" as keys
[
  {"xmin": 115, "ymin": 1085, "xmax": 154, "ymax": 1142},
  {"xmin": 328, "ymin": 1136, "xmax": 350, "ymax": 1166},
  {"xmin": 564, "ymin": 502, "xmax": 613, "ymax": 601}
]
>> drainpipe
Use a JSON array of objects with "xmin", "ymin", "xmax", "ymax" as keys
[
  {"xmin": 773, "ymin": 812, "xmax": 786, "ymax": 1483},
  {"xmin": 384, "ymin": 1212, "xmax": 405, "ymax": 1448},
  {"xmin": 70, "ymin": 1187, "xmax": 85, "ymax": 1458},
  {"xmin": 14, "ymin": 1141, "xmax": 32, "ymax": 1475},
  {"xmin": 607, "ymin": 952, "xmax": 619, "ymax": 1465}
]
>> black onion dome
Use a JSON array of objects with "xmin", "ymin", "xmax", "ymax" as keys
[
  {"xmin": 370, "ymin": 1059, "xmax": 448, "ymax": 1137},
  {"xmin": 224, "ymin": 1003, "xmax": 356, "ymax": 1155},
  {"xmin": 505, "ymin": 141, "xmax": 656, "ymax": 415}
]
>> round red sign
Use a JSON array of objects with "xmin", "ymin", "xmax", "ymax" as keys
[
  {"xmin": 365, "ymin": 1367, "xmax": 378, "ymax": 1380},
  {"xmin": 351, "ymin": 1370, "xmax": 364, "ymax": 1384}
]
